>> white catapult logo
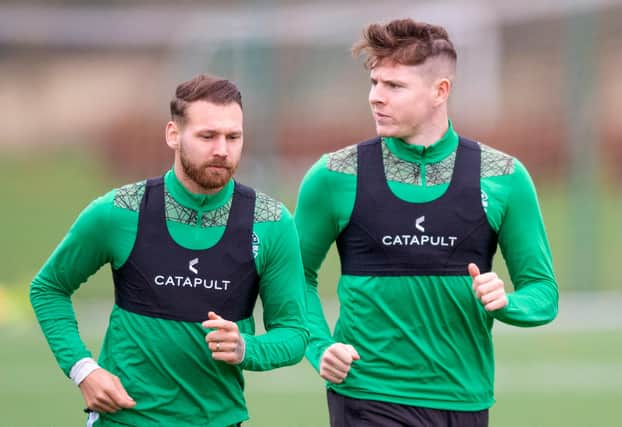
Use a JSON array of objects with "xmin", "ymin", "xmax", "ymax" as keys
[
  {"xmin": 381, "ymin": 214, "xmax": 458, "ymax": 247},
  {"xmin": 415, "ymin": 216, "xmax": 425, "ymax": 232},
  {"xmin": 189, "ymin": 257, "xmax": 199, "ymax": 275},
  {"xmin": 153, "ymin": 257, "xmax": 230, "ymax": 290}
]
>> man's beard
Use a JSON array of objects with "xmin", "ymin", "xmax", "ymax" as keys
[{"xmin": 179, "ymin": 143, "xmax": 237, "ymax": 192}]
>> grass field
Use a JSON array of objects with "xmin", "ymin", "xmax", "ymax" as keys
[
  {"xmin": 1, "ymin": 148, "xmax": 621, "ymax": 426},
  {"xmin": 2, "ymin": 309, "xmax": 621, "ymax": 427}
]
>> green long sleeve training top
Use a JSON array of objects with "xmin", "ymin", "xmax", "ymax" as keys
[
  {"xmin": 31, "ymin": 169, "xmax": 309, "ymax": 427},
  {"xmin": 294, "ymin": 122, "xmax": 558, "ymax": 411}
]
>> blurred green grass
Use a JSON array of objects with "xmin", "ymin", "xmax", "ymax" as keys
[
  {"xmin": 2, "ymin": 147, "xmax": 621, "ymax": 426},
  {"xmin": 1, "ymin": 148, "xmax": 118, "ymax": 300},
  {"xmin": 1, "ymin": 326, "xmax": 620, "ymax": 426}
]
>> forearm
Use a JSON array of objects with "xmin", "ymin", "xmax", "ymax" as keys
[
  {"xmin": 304, "ymin": 281, "xmax": 335, "ymax": 372},
  {"xmin": 493, "ymin": 279, "xmax": 558, "ymax": 326},
  {"xmin": 491, "ymin": 159, "xmax": 559, "ymax": 327},
  {"xmin": 244, "ymin": 206, "xmax": 310, "ymax": 371},
  {"xmin": 240, "ymin": 326, "xmax": 308, "ymax": 371},
  {"xmin": 295, "ymin": 160, "xmax": 351, "ymax": 371},
  {"xmin": 29, "ymin": 195, "xmax": 116, "ymax": 377},
  {"xmin": 30, "ymin": 277, "xmax": 92, "ymax": 376}
]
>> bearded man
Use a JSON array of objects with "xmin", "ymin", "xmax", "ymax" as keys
[{"xmin": 30, "ymin": 74, "xmax": 309, "ymax": 427}]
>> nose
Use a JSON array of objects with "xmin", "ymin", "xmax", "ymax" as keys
[
  {"xmin": 212, "ymin": 136, "xmax": 228, "ymax": 158},
  {"xmin": 369, "ymin": 84, "xmax": 384, "ymax": 106}
]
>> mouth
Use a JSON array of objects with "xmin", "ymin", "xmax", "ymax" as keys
[
  {"xmin": 204, "ymin": 165, "xmax": 231, "ymax": 176},
  {"xmin": 206, "ymin": 163, "xmax": 230, "ymax": 170},
  {"xmin": 374, "ymin": 112, "xmax": 392, "ymax": 122}
]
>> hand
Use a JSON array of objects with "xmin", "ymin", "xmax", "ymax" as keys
[
  {"xmin": 468, "ymin": 263, "xmax": 508, "ymax": 311},
  {"xmin": 202, "ymin": 311, "xmax": 245, "ymax": 365},
  {"xmin": 79, "ymin": 368, "xmax": 136, "ymax": 413},
  {"xmin": 319, "ymin": 343, "xmax": 360, "ymax": 384}
]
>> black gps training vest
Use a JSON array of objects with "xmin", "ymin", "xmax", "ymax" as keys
[
  {"xmin": 336, "ymin": 137, "xmax": 498, "ymax": 276},
  {"xmin": 113, "ymin": 177, "xmax": 260, "ymax": 322}
]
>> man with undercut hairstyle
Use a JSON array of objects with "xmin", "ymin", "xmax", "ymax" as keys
[
  {"xmin": 294, "ymin": 18, "xmax": 558, "ymax": 426},
  {"xmin": 31, "ymin": 74, "xmax": 308, "ymax": 427}
]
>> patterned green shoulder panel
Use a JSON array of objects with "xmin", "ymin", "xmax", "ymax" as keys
[
  {"xmin": 479, "ymin": 142, "xmax": 515, "ymax": 178},
  {"xmin": 113, "ymin": 180, "xmax": 146, "ymax": 211},
  {"xmin": 426, "ymin": 152, "xmax": 455, "ymax": 186},
  {"xmin": 383, "ymin": 142, "xmax": 423, "ymax": 185},
  {"xmin": 324, "ymin": 140, "xmax": 514, "ymax": 184},
  {"xmin": 254, "ymin": 191, "xmax": 282, "ymax": 223},
  {"xmin": 199, "ymin": 198, "xmax": 230, "ymax": 227},
  {"xmin": 165, "ymin": 191, "xmax": 200, "ymax": 226},
  {"xmin": 326, "ymin": 144, "xmax": 357, "ymax": 175},
  {"xmin": 113, "ymin": 180, "xmax": 201, "ymax": 225}
]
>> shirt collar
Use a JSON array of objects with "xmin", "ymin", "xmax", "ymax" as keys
[
  {"xmin": 164, "ymin": 168, "xmax": 234, "ymax": 211},
  {"xmin": 382, "ymin": 120, "xmax": 458, "ymax": 163}
]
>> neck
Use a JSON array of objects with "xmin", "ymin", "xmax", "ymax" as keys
[{"xmin": 403, "ymin": 110, "xmax": 449, "ymax": 147}]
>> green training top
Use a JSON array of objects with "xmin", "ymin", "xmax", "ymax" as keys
[
  {"xmin": 294, "ymin": 121, "xmax": 558, "ymax": 411},
  {"xmin": 30, "ymin": 169, "xmax": 309, "ymax": 427}
]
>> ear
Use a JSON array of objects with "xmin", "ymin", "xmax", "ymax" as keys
[
  {"xmin": 165, "ymin": 121, "xmax": 180, "ymax": 150},
  {"xmin": 433, "ymin": 78, "xmax": 451, "ymax": 106}
]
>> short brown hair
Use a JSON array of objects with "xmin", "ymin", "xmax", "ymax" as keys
[
  {"xmin": 170, "ymin": 74, "xmax": 242, "ymax": 124},
  {"xmin": 352, "ymin": 18, "xmax": 456, "ymax": 69}
]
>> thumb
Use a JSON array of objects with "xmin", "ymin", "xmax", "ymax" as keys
[
  {"xmin": 468, "ymin": 263, "xmax": 480, "ymax": 280},
  {"xmin": 112, "ymin": 378, "xmax": 136, "ymax": 408},
  {"xmin": 346, "ymin": 345, "xmax": 360, "ymax": 361},
  {"xmin": 208, "ymin": 311, "xmax": 223, "ymax": 320},
  {"xmin": 119, "ymin": 392, "xmax": 136, "ymax": 408}
]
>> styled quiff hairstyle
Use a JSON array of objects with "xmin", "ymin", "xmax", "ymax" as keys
[
  {"xmin": 352, "ymin": 18, "xmax": 456, "ymax": 69},
  {"xmin": 170, "ymin": 74, "xmax": 242, "ymax": 125}
]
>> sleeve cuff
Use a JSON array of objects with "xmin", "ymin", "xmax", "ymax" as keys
[
  {"xmin": 238, "ymin": 334, "xmax": 250, "ymax": 367},
  {"xmin": 70, "ymin": 357, "xmax": 101, "ymax": 386}
]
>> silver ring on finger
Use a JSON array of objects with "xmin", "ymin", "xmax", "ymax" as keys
[{"xmin": 216, "ymin": 342, "xmax": 221, "ymax": 351}]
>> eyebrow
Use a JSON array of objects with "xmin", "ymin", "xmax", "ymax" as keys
[
  {"xmin": 196, "ymin": 127, "xmax": 242, "ymax": 134},
  {"xmin": 371, "ymin": 76, "xmax": 407, "ymax": 86}
]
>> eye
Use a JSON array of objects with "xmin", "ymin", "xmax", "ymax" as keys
[
  {"xmin": 201, "ymin": 134, "xmax": 214, "ymax": 140},
  {"xmin": 227, "ymin": 134, "xmax": 241, "ymax": 141},
  {"xmin": 387, "ymin": 82, "xmax": 401, "ymax": 89}
]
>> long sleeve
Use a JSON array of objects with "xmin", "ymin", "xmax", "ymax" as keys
[
  {"xmin": 240, "ymin": 205, "xmax": 310, "ymax": 371},
  {"xmin": 29, "ymin": 193, "xmax": 115, "ymax": 376},
  {"xmin": 492, "ymin": 159, "xmax": 559, "ymax": 326},
  {"xmin": 294, "ymin": 157, "xmax": 352, "ymax": 371}
]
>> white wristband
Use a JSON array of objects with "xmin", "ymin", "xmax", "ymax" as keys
[{"xmin": 70, "ymin": 357, "xmax": 101, "ymax": 386}]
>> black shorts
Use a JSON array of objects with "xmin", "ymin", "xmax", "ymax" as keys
[{"xmin": 327, "ymin": 389, "xmax": 489, "ymax": 427}]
